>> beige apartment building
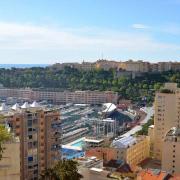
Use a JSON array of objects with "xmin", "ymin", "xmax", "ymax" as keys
[
  {"xmin": 171, "ymin": 62, "xmax": 180, "ymax": 71},
  {"xmin": 148, "ymin": 125, "xmax": 155, "ymax": 155},
  {"xmin": 0, "ymin": 88, "xmax": 118, "ymax": 104},
  {"xmin": 125, "ymin": 136, "xmax": 150, "ymax": 166},
  {"xmin": 86, "ymin": 135, "xmax": 150, "ymax": 167},
  {"xmin": 157, "ymin": 62, "xmax": 172, "ymax": 72},
  {"xmin": 0, "ymin": 137, "xmax": 20, "ymax": 180},
  {"xmin": 153, "ymin": 83, "xmax": 180, "ymax": 161},
  {"xmin": 162, "ymin": 127, "xmax": 180, "ymax": 174},
  {"xmin": 119, "ymin": 60, "xmax": 150, "ymax": 72},
  {"xmin": 95, "ymin": 59, "xmax": 119, "ymax": 70},
  {"xmin": 51, "ymin": 61, "xmax": 96, "ymax": 71},
  {"xmin": 6, "ymin": 105, "xmax": 61, "ymax": 180},
  {"xmin": 51, "ymin": 60, "xmax": 180, "ymax": 72}
]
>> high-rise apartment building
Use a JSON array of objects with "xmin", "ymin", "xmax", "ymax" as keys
[
  {"xmin": 8, "ymin": 104, "xmax": 61, "ymax": 180},
  {"xmin": 153, "ymin": 83, "xmax": 180, "ymax": 160},
  {"xmin": 162, "ymin": 127, "xmax": 180, "ymax": 174}
]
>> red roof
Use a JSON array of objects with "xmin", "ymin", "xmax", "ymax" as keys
[{"xmin": 138, "ymin": 169, "xmax": 172, "ymax": 180}]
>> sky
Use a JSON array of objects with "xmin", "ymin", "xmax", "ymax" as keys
[{"xmin": 0, "ymin": 0, "xmax": 180, "ymax": 64}]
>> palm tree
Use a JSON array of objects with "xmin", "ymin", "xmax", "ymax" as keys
[{"xmin": 40, "ymin": 160, "xmax": 83, "ymax": 180}]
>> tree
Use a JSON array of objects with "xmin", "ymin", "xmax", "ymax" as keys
[
  {"xmin": 40, "ymin": 160, "xmax": 83, "ymax": 180},
  {"xmin": 137, "ymin": 116, "xmax": 154, "ymax": 135},
  {"xmin": 0, "ymin": 124, "xmax": 11, "ymax": 160}
]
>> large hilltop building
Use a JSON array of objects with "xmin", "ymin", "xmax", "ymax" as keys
[{"xmin": 51, "ymin": 59, "xmax": 180, "ymax": 73}]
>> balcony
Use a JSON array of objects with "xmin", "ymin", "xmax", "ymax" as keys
[{"xmin": 159, "ymin": 89, "xmax": 174, "ymax": 94}]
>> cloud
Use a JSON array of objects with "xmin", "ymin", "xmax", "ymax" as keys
[
  {"xmin": 0, "ymin": 22, "xmax": 179, "ymax": 63},
  {"xmin": 132, "ymin": 23, "xmax": 150, "ymax": 29}
]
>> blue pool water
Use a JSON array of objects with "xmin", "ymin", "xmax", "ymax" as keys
[
  {"xmin": 71, "ymin": 140, "xmax": 84, "ymax": 148},
  {"xmin": 62, "ymin": 148, "xmax": 84, "ymax": 160}
]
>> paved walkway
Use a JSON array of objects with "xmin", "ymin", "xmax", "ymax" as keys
[{"xmin": 120, "ymin": 107, "xmax": 154, "ymax": 138}]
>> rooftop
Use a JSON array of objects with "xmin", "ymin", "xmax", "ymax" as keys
[
  {"xmin": 138, "ymin": 169, "xmax": 173, "ymax": 180},
  {"xmin": 112, "ymin": 136, "xmax": 137, "ymax": 149},
  {"xmin": 102, "ymin": 103, "xmax": 116, "ymax": 113}
]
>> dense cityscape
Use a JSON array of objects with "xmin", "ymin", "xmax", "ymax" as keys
[
  {"xmin": 0, "ymin": 60, "xmax": 180, "ymax": 179},
  {"xmin": 1, "ymin": 0, "xmax": 180, "ymax": 180}
]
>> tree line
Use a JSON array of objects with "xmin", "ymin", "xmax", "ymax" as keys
[{"xmin": 0, "ymin": 66, "xmax": 179, "ymax": 104}]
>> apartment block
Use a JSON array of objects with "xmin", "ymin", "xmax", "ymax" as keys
[
  {"xmin": 0, "ymin": 88, "xmax": 118, "ymax": 104},
  {"xmin": 157, "ymin": 62, "xmax": 172, "ymax": 72},
  {"xmin": 0, "ymin": 137, "xmax": 20, "ymax": 180},
  {"xmin": 51, "ymin": 61, "xmax": 96, "ymax": 71},
  {"xmin": 6, "ymin": 105, "xmax": 61, "ymax": 180},
  {"xmin": 119, "ymin": 60, "xmax": 150, "ymax": 72},
  {"xmin": 95, "ymin": 60, "xmax": 119, "ymax": 70},
  {"xmin": 162, "ymin": 127, "xmax": 180, "ymax": 174},
  {"xmin": 51, "ymin": 60, "xmax": 180, "ymax": 72},
  {"xmin": 86, "ymin": 136, "xmax": 149, "ymax": 167},
  {"xmin": 125, "ymin": 136, "xmax": 149, "ymax": 166},
  {"xmin": 153, "ymin": 83, "xmax": 180, "ymax": 160}
]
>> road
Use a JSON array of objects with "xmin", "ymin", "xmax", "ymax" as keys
[{"xmin": 120, "ymin": 107, "xmax": 154, "ymax": 138}]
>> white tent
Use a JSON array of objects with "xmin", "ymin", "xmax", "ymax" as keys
[
  {"xmin": 21, "ymin": 102, "xmax": 30, "ymax": 109},
  {"xmin": 30, "ymin": 101, "xmax": 40, "ymax": 108},
  {"xmin": 0, "ymin": 103, "xmax": 8, "ymax": 111},
  {"xmin": 12, "ymin": 103, "xmax": 20, "ymax": 110}
]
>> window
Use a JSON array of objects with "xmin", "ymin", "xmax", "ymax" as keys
[
  {"xmin": 34, "ymin": 170, "xmax": 38, "ymax": 174},
  {"xmin": 16, "ymin": 125, "xmax": 20, "ymax": 129},
  {"xmin": 33, "ymin": 119, "xmax": 38, "ymax": 124},
  {"xmin": 28, "ymin": 142, "xmax": 33, "ymax": 148},
  {"xmin": 28, "ymin": 128, "xmax": 32, "ymax": 132},
  {"xmin": 33, "ymin": 141, "xmax": 38, "ymax": 148},
  {"xmin": 28, "ymin": 156, "xmax": 33, "ymax": 162},
  {"xmin": 28, "ymin": 120, "xmax": 32, "ymax": 126}
]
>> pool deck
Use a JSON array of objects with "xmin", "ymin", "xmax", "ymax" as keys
[{"xmin": 63, "ymin": 137, "xmax": 86, "ymax": 151}]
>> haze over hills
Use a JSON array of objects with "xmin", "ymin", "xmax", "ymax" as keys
[{"xmin": 0, "ymin": 1, "xmax": 180, "ymax": 63}]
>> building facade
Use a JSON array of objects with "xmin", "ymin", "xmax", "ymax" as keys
[
  {"xmin": 153, "ymin": 83, "xmax": 180, "ymax": 160},
  {"xmin": 162, "ymin": 127, "xmax": 180, "ymax": 174},
  {"xmin": 0, "ymin": 138, "xmax": 20, "ymax": 180},
  {"xmin": 86, "ymin": 136, "xmax": 149, "ymax": 167},
  {"xmin": 7, "ymin": 106, "xmax": 61, "ymax": 180},
  {"xmin": 0, "ymin": 88, "xmax": 118, "ymax": 104}
]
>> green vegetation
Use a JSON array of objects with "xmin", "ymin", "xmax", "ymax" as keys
[
  {"xmin": 0, "ymin": 67, "xmax": 180, "ymax": 104},
  {"xmin": 0, "ymin": 125, "xmax": 11, "ymax": 160},
  {"xmin": 137, "ymin": 116, "xmax": 154, "ymax": 135},
  {"xmin": 40, "ymin": 160, "xmax": 83, "ymax": 180}
]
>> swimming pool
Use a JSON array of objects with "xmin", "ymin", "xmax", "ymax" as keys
[
  {"xmin": 62, "ymin": 148, "xmax": 85, "ymax": 160},
  {"xmin": 71, "ymin": 140, "xmax": 84, "ymax": 148}
]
